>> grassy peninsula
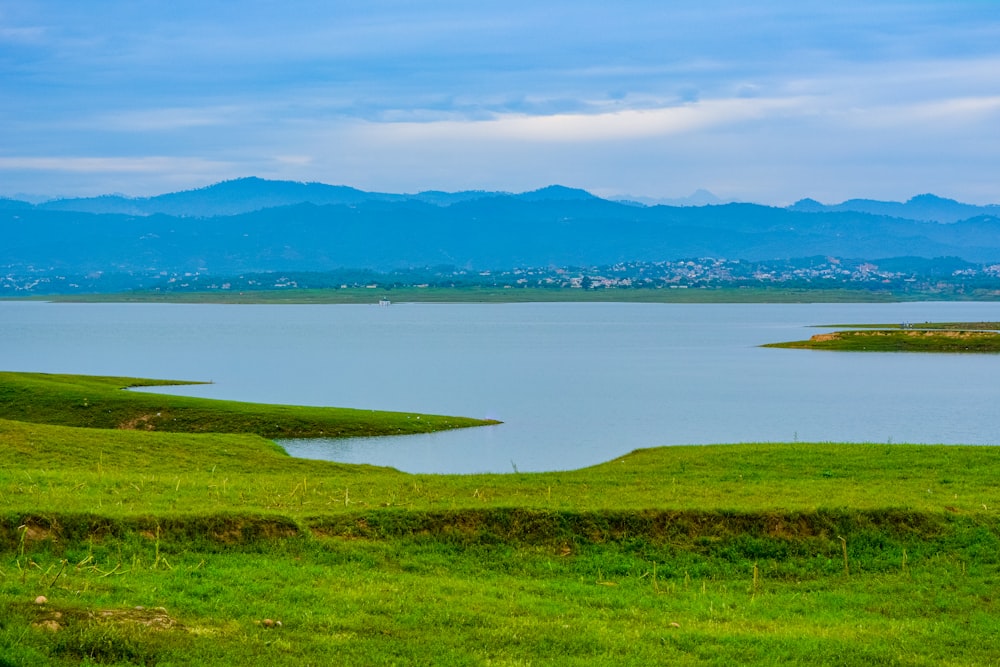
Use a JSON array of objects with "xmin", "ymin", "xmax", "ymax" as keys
[
  {"xmin": 2, "ymin": 372, "xmax": 1000, "ymax": 664},
  {"xmin": 765, "ymin": 321, "xmax": 1000, "ymax": 352},
  {"xmin": 0, "ymin": 371, "xmax": 497, "ymax": 439}
]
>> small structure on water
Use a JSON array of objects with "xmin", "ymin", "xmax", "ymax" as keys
[{"xmin": 378, "ymin": 298, "xmax": 391, "ymax": 307}]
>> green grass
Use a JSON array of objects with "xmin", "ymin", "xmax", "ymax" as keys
[
  {"xmin": 3, "ymin": 416, "xmax": 1000, "ymax": 516},
  {"xmin": 4, "ymin": 531, "xmax": 998, "ymax": 665},
  {"xmin": 0, "ymin": 371, "xmax": 497, "ymax": 438},
  {"xmin": 2, "ymin": 371, "xmax": 1000, "ymax": 664},
  {"xmin": 765, "ymin": 328, "xmax": 1000, "ymax": 353}
]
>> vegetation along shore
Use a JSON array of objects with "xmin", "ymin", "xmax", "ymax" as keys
[
  {"xmin": 1, "ymin": 370, "xmax": 999, "ymax": 664},
  {"xmin": 765, "ymin": 321, "xmax": 1000, "ymax": 352},
  {"xmin": 28, "ymin": 285, "xmax": 992, "ymax": 305}
]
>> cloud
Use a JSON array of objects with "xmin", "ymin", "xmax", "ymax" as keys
[
  {"xmin": 362, "ymin": 96, "xmax": 806, "ymax": 144},
  {"xmin": 2, "ymin": 1, "xmax": 999, "ymax": 203},
  {"xmin": 846, "ymin": 95, "xmax": 1000, "ymax": 130}
]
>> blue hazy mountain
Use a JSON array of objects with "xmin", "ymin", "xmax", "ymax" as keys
[
  {"xmin": 33, "ymin": 178, "xmax": 604, "ymax": 216},
  {"xmin": 32, "ymin": 177, "xmax": 504, "ymax": 216},
  {"xmin": 4, "ymin": 179, "xmax": 1000, "ymax": 276},
  {"xmin": 0, "ymin": 197, "xmax": 33, "ymax": 210},
  {"xmin": 28, "ymin": 177, "xmax": 998, "ymax": 222},
  {"xmin": 787, "ymin": 193, "xmax": 999, "ymax": 223},
  {"xmin": 35, "ymin": 177, "xmax": 408, "ymax": 217},
  {"xmin": 513, "ymin": 185, "xmax": 600, "ymax": 202}
]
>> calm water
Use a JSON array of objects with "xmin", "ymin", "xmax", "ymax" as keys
[{"xmin": 2, "ymin": 300, "xmax": 999, "ymax": 473}]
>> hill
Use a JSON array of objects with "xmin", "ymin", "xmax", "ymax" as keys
[
  {"xmin": 787, "ymin": 193, "xmax": 1000, "ymax": 223},
  {"xmin": 30, "ymin": 177, "xmax": 520, "ymax": 217},
  {"xmin": 3, "ymin": 179, "xmax": 1000, "ymax": 292},
  {"xmin": 4, "ymin": 198, "xmax": 1000, "ymax": 277}
]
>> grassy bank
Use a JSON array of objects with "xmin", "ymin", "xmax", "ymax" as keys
[
  {"xmin": 4, "ymin": 414, "xmax": 1000, "ymax": 515},
  {"xmin": 2, "ymin": 373, "xmax": 1000, "ymax": 664},
  {"xmin": 0, "ymin": 371, "xmax": 497, "ymax": 439},
  {"xmin": 766, "ymin": 322, "xmax": 1000, "ymax": 352}
]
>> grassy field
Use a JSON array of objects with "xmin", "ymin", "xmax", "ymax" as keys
[
  {"xmin": 2, "ymin": 372, "xmax": 999, "ymax": 664},
  {"xmin": 765, "ymin": 322, "xmax": 1000, "ymax": 352}
]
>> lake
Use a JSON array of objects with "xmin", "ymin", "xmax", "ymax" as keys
[{"xmin": 2, "ymin": 300, "xmax": 999, "ymax": 473}]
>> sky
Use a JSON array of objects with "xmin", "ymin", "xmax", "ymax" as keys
[{"xmin": 1, "ymin": 1, "xmax": 999, "ymax": 204}]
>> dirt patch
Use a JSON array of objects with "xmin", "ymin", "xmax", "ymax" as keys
[
  {"xmin": 203, "ymin": 517, "xmax": 300, "ymax": 544},
  {"xmin": 932, "ymin": 330, "xmax": 973, "ymax": 338},
  {"xmin": 765, "ymin": 515, "xmax": 814, "ymax": 539},
  {"xmin": 23, "ymin": 524, "xmax": 54, "ymax": 544},
  {"xmin": 118, "ymin": 413, "xmax": 159, "ymax": 431},
  {"xmin": 93, "ymin": 606, "xmax": 181, "ymax": 630},
  {"xmin": 33, "ymin": 618, "xmax": 62, "ymax": 632},
  {"xmin": 810, "ymin": 329, "xmax": 995, "ymax": 343},
  {"xmin": 30, "ymin": 605, "xmax": 183, "ymax": 633}
]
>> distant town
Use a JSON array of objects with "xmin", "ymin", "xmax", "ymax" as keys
[{"xmin": 4, "ymin": 256, "xmax": 1000, "ymax": 298}]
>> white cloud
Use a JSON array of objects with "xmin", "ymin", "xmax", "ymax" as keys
[
  {"xmin": 844, "ymin": 95, "xmax": 1000, "ymax": 129},
  {"xmin": 360, "ymin": 96, "xmax": 807, "ymax": 144}
]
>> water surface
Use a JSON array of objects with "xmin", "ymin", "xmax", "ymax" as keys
[{"xmin": 2, "ymin": 300, "xmax": 999, "ymax": 473}]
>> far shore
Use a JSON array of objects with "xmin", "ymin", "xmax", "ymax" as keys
[{"xmin": 14, "ymin": 285, "xmax": 1000, "ymax": 305}]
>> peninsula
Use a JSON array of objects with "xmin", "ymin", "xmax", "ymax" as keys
[{"xmin": 765, "ymin": 322, "xmax": 1000, "ymax": 352}]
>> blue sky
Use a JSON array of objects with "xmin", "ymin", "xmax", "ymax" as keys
[{"xmin": 2, "ymin": 1, "xmax": 998, "ymax": 203}]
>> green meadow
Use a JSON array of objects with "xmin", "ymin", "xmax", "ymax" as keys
[{"xmin": 2, "ymin": 372, "xmax": 999, "ymax": 665}]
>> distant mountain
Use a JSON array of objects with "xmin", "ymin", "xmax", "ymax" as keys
[
  {"xmin": 29, "ymin": 178, "xmax": 998, "ymax": 224},
  {"xmin": 35, "ymin": 177, "xmax": 410, "ymax": 217},
  {"xmin": 0, "ymin": 198, "xmax": 33, "ymax": 210},
  {"xmin": 787, "ymin": 194, "xmax": 1000, "ymax": 223},
  {"xmin": 612, "ymin": 189, "xmax": 727, "ymax": 207},
  {"xmin": 514, "ymin": 185, "xmax": 599, "ymax": 202},
  {"xmin": 410, "ymin": 190, "xmax": 505, "ymax": 206},
  {"xmin": 35, "ymin": 177, "xmax": 525, "ymax": 217},
  {"xmin": 5, "ymin": 179, "xmax": 1000, "ymax": 287},
  {"xmin": 5, "ymin": 194, "xmax": 1000, "ymax": 278},
  {"xmin": 29, "ymin": 179, "xmax": 603, "ymax": 218}
]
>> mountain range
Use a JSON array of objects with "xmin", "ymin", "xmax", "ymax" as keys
[
  {"xmin": 2, "ymin": 178, "xmax": 1000, "ymax": 278},
  {"xmin": 5, "ymin": 179, "xmax": 601, "ymax": 218},
  {"xmin": 6, "ymin": 177, "xmax": 997, "ymax": 223}
]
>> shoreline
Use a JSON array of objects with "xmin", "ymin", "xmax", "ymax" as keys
[{"xmin": 11, "ymin": 285, "xmax": 1000, "ymax": 305}]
